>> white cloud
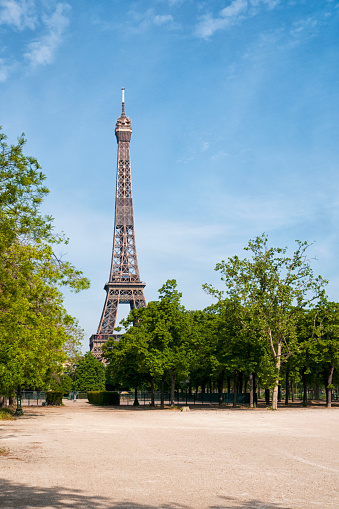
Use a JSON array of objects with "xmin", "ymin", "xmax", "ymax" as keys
[
  {"xmin": 154, "ymin": 14, "xmax": 174, "ymax": 25},
  {"xmin": 250, "ymin": 0, "xmax": 280, "ymax": 8},
  {"xmin": 24, "ymin": 2, "xmax": 70, "ymax": 66},
  {"xmin": 195, "ymin": 0, "xmax": 280, "ymax": 38},
  {"xmin": 201, "ymin": 141, "xmax": 210, "ymax": 152},
  {"xmin": 195, "ymin": 14, "xmax": 231, "ymax": 39},
  {"xmin": 221, "ymin": 0, "xmax": 248, "ymax": 18},
  {"xmin": 0, "ymin": 0, "xmax": 37, "ymax": 30},
  {"xmin": 0, "ymin": 57, "xmax": 16, "ymax": 81}
]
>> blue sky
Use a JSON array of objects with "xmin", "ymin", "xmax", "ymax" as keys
[{"xmin": 1, "ymin": 0, "xmax": 339, "ymax": 351}]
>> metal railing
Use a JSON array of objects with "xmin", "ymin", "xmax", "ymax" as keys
[
  {"xmin": 119, "ymin": 391, "xmax": 257, "ymax": 406},
  {"xmin": 18, "ymin": 391, "xmax": 46, "ymax": 406}
]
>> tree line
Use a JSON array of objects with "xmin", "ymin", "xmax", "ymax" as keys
[
  {"xmin": 0, "ymin": 128, "xmax": 338, "ymax": 411},
  {"xmin": 103, "ymin": 237, "xmax": 339, "ymax": 410}
]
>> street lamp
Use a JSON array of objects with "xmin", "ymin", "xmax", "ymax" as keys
[
  {"xmin": 68, "ymin": 371, "xmax": 71, "ymax": 398},
  {"xmin": 73, "ymin": 364, "xmax": 78, "ymax": 402},
  {"xmin": 15, "ymin": 386, "xmax": 23, "ymax": 416}
]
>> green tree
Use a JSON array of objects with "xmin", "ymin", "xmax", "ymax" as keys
[
  {"xmin": 0, "ymin": 129, "xmax": 90, "ymax": 397},
  {"xmin": 103, "ymin": 279, "xmax": 194, "ymax": 407},
  {"xmin": 156, "ymin": 280, "xmax": 194, "ymax": 406},
  {"xmin": 204, "ymin": 234, "xmax": 327, "ymax": 410},
  {"xmin": 75, "ymin": 353, "xmax": 106, "ymax": 392},
  {"xmin": 297, "ymin": 303, "xmax": 339, "ymax": 408}
]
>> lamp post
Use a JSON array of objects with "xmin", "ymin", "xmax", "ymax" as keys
[
  {"xmin": 73, "ymin": 364, "xmax": 78, "ymax": 402},
  {"xmin": 68, "ymin": 371, "xmax": 71, "ymax": 398},
  {"xmin": 15, "ymin": 386, "xmax": 23, "ymax": 416}
]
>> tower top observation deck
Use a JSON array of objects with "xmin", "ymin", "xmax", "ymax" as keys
[{"xmin": 115, "ymin": 87, "xmax": 132, "ymax": 135}]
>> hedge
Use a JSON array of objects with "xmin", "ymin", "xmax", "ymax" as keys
[
  {"xmin": 87, "ymin": 391, "xmax": 120, "ymax": 406},
  {"xmin": 46, "ymin": 391, "xmax": 63, "ymax": 406}
]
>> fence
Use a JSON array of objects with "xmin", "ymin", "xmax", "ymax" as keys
[
  {"xmin": 16, "ymin": 391, "xmax": 46, "ymax": 406},
  {"xmin": 119, "ymin": 391, "xmax": 257, "ymax": 406}
]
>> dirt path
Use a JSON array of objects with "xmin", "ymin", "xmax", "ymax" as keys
[{"xmin": 0, "ymin": 400, "xmax": 338, "ymax": 509}]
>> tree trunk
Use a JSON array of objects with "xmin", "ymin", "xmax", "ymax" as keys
[
  {"xmin": 201, "ymin": 380, "xmax": 206, "ymax": 394},
  {"xmin": 249, "ymin": 371, "xmax": 254, "ymax": 408},
  {"xmin": 150, "ymin": 378, "xmax": 155, "ymax": 406},
  {"xmin": 238, "ymin": 371, "xmax": 243, "ymax": 393},
  {"xmin": 160, "ymin": 376, "xmax": 165, "ymax": 409},
  {"xmin": 265, "ymin": 388, "xmax": 270, "ymax": 406},
  {"xmin": 272, "ymin": 342, "xmax": 282, "ymax": 410},
  {"xmin": 253, "ymin": 373, "xmax": 256, "ymax": 403},
  {"xmin": 272, "ymin": 381, "xmax": 279, "ymax": 409},
  {"xmin": 233, "ymin": 370, "xmax": 237, "ymax": 407},
  {"xmin": 208, "ymin": 378, "xmax": 212, "ymax": 394},
  {"xmin": 170, "ymin": 372, "xmax": 176, "ymax": 406},
  {"xmin": 325, "ymin": 364, "xmax": 335, "ymax": 409},
  {"xmin": 227, "ymin": 376, "xmax": 231, "ymax": 393},
  {"xmin": 285, "ymin": 368, "xmax": 289, "ymax": 406},
  {"xmin": 0, "ymin": 395, "xmax": 4, "ymax": 408},
  {"xmin": 218, "ymin": 370, "xmax": 224, "ymax": 406},
  {"xmin": 291, "ymin": 378, "xmax": 294, "ymax": 402},
  {"xmin": 314, "ymin": 384, "xmax": 320, "ymax": 400},
  {"xmin": 302, "ymin": 368, "xmax": 307, "ymax": 406},
  {"xmin": 133, "ymin": 387, "xmax": 139, "ymax": 406}
]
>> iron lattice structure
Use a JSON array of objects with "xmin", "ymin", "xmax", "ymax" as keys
[{"xmin": 90, "ymin": 89, "xmax": 146, "ymax": 360}]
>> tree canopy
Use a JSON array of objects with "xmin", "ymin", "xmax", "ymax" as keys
[
  {"xmin": 204, "ymin": 234, "xmax": 328, "ymax": 409},
  {"xmin": 75, "ymin": 353, "xmax": 106, "ymax": 392},
  {"xmin": 101, "ymin": 235, "xmax": 338, "ymax": 409},
  {"xmin": 0, "ymin": 128, "xmax": 90, "ymax": 396},
  {"xmin": 103, "ymin": 280, "xmax": 194, "ymax": 406}
]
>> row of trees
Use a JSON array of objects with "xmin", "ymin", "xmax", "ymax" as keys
[
  {"xmin": 0, "ymin": 128, "xmax": 90, "ymax": 399},
  {"xmin": 1, "ymin": 128, "xmax": 337, "ymax": 411},
  {"xmin": 103, "ymin": 236, "xmax": 339, "ymax": 410}
]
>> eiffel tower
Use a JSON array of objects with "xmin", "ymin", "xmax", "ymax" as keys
[{"xmin": 90, "ymin": 88, "xmax": 146, "ymax": 360}]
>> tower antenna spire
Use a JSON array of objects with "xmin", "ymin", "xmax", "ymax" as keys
[{"xmin": 121, "ymin": 87, "xmax": 125, "ymax": 115}]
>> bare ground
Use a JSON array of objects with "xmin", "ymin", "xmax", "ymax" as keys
[{"xmin": 0, "ymin": 399, "xmax": 338, "ymax": 509}]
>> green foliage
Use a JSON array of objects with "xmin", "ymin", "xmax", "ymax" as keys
[
  {"xmin": 204, "ymin": 234, "xmax": 328, "ymax": 408},
  {"xmin": 0, "ymin": 128, "xmax": 90, "ymax": 396},
  {"xmin": 46, "ymin": 391, "xmax": 63, "ymax": 405},
  {"xmin": 75, "ymin": 353, "xmax": 106, "ymax": 392},
  {"xmin": 103, "ymin": 280, "xmax": 194, "ymax": 405},
  {"xmin": 87, "ymin": 391, "xmax": 120, "ymax": 406},
  {"xmin": 0, "ymin": 408, "xmax": 15, "ymax": 420}
]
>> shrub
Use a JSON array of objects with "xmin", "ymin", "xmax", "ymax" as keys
[
  {"xmin": 77, "ymin": 392, "xmax": 88, "ymax": 399},
  {"xmin": 87, "ymin": 391, "xmax": 120, "ymax": 406},
  {"xmin": 0, "ymin": 408, "xmax": 15, "ymax": 420},
  {"xmin": 46, "ymin": 391, "xmax": 63, "ymax": 405}
]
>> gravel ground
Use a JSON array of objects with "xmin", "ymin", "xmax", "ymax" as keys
[{"xmin": 0, "ymin": 400, "xmax": 338, "ymax": 509}]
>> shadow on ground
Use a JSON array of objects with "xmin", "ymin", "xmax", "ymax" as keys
[{"xmin": 0, "ymin": 479, "xmax": 294, "ymax": 509}]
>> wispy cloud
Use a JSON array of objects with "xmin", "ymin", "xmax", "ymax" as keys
[
  {"xmin": 154, "ymin": 14, "xmax": 174, "ymax": 26},
  {"xmin": 0, "ymin": 0, "xmax": 37, "ymax": 30},
  {"xmin": 168, "ymin": 0, "xmax": 185, "ymax": 6},
  {"xmin": 0, "ymin": 57, "xmax": 16, "ymax": 81},
  {"xmin": 0, "ymin": 1, "xmax": 71, "ymax": 80},
  {"xmin": 127, "ymin": 8, "xmax": 179, "ymax": 33},
  {"xmin": 195, "ymin": 0, "xmax": 280, "ymax": 39},
  {"xmin": 24, "ymin": 3, "xmax": 71, "ymax": 66}
]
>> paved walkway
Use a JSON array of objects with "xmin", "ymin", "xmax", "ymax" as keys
[{"xmin": 0, "ymin": 401, "xmax": 338, "ymax": 509}]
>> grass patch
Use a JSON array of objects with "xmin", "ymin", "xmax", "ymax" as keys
[{"xmin": 0, "ymin": 408, "xmax": 15, "ymax": 420}]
